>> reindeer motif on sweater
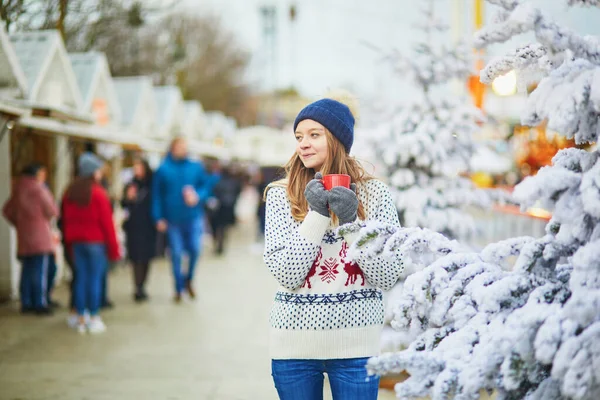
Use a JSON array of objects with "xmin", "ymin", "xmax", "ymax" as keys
[
  {"xmin": 340, "ymin": 242, "xmax": 365, "ymax": 286},
  {"xmin": 303, "ymin": 248, "xmax": 322, "ymax": 289}
]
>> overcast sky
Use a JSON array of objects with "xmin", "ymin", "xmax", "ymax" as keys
[{"xmin": 179, "ymin": 0, "xmax": 600, "ymax": 103}]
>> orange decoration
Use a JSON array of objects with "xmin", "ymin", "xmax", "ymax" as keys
[
  {"xmin": 514, "ymin": 123, "xmax": 575, "ymax": 177},
  {"xmin": 92, "ymin": 98, "xmax": 110, "ymax": 126},
  {"xmin": 468, "ymin": 59, "xmax": 486, "ymax": 110}
]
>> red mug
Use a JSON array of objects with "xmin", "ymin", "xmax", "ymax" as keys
[{"xmin": 322, "ymin": 174, "xmax": 351, "ymax": 190}]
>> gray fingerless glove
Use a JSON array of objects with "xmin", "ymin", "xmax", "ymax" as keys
[
  {"xmin": 304, "ymin": 172, "xmax": 329, "ymax": 217},
  {"xmin": 329, "ymin": 184, "xmax": 358, "ymax": 225}
]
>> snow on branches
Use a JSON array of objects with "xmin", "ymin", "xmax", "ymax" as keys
[
  {"xmin": 360, "ymin": 1, "xmax": 600, "ymax": 398},
  {"xmin": 475, "ymin": 0, "xmax": 600, "ymax": 145},
  {"xmin": 567, "ymin": 0, "xmax": 600, "ymax": 7},
  {"xmin": 377, "ymin": 98, "xmax": 495, "ymax": 239},
  {"xmin": 372, "ymin": 0, "xmax": 501, "ymax": 240},
  {"xmin": 350, "ymin": 202, "xmax": 598, "ymax": 398}
]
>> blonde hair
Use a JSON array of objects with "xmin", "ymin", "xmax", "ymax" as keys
[{"xmin": 267, "ymin": 90, "xmax": 372, "ymax": 222}]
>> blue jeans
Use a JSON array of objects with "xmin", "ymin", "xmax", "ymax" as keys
[
  {"xmin": 166, "ymin": 218, "xmax": 202, "ymax": 294},
  {"xmin": 272, "ymin": 358, "xmax": 379, "ymax": 400},
  {"xmin": 19, "ymin": 254, "xmax": 51, "ymax": 310},
  {"xmin": 46, "ymin": 254, "xmax": 57, "ymax": 303},
  {"xmin": 73, "ymin": 243, "xmax": 108, "ymax": 316}
]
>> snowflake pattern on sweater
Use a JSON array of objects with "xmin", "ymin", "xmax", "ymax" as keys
[{"xmin": 264, "ymin": 179, "xmax": 405, "ymax": 359}]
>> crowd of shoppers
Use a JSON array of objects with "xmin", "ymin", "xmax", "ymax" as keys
[{"xmin": 2, "ymin": 137, "xmax": 258, "ymax": 333}]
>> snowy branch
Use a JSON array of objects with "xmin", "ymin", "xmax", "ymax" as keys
[
  {"xmin": 475, "ymin": 2, "xmax": 600, "ymax": 64},
  {"xmin": 480, "ymin": 43, "xmax": 548, "ymax": 84},
  {"xmin": 567, "ymin": 0, "xmax": 600, "ymax": 5}
]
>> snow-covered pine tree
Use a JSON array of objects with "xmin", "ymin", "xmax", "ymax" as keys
[
  {"xmin": 373, "ymin": 0, "xmax": 493, "ymax": 240},
  {"xmin": 346, "ymin": 1, "xmax": 600, "ymax": 399}
]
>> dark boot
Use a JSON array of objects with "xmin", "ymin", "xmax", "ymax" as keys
[
  {"xmin": 101, "ymin": 300, "xmax": 114, "ymax": 309},
  {"xmin": 186, "ymin": 280, "xmax": 196, "ymax": 299},
  {"xmin": 35, "ymin": 307, "xmax": 54, "ymax": 316},
  {"xmin": 134, "ymin": 287, "xmax": 149, "ymax": 303},
  {"xmin": 48, "ymin": 299, "xmax": 61, "ymax": 309}
]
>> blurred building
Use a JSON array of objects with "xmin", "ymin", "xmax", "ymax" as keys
[
  {"xmin": 153, "ymin": 85, "xmax": 185, "ymax": 139},
  {"xmin": 255, "ymin": 89, "xmax": 311, "ymax": 130}
]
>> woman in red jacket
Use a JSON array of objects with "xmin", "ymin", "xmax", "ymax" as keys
[{"xmin": 62, "ymin": 152, "xmax": 120, "ymax": 334}]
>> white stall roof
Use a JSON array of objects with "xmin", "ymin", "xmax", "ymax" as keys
[
  {"xmin": 153, "ymin": 85, "xmax": 183, "ymax": 129},
  {"xmin": 69, "ymin": 53, "xmax": 101, "ymax": 104},
  {"xmin": 184, "ymin": 100, "xmax": 203, "ymax": 119},
  {"xmin": 10, "ymin": 30, "xmax": 82, "ymax": 108},
  {"xmin": 0, "ymin": 22, "xmax": 27, "ymax": 96},
  {"xmin": 69, "ymin": 52, "xmax": 121, "ymax": 122},
  {"xmin": 182, "ymin": 100, "xmax": 204, "ymax": 138},
  {"xmin": 113, "ymin": 76, "xmax": 153, "ymax": 126}
]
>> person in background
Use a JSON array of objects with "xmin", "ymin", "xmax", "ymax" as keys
[
  {"xmin": 61, "ymin": 153, "xmax": 120, "ymax": 334},
  {"xmin": 46, "ymin": 238, "xmax": 60, "ymax": 308},
  {"xmin": 121, "ymin": 158, "xmax": 156, "ymax": 302},
  {"xmin": 256, "ymin": 170, "xmax": 269, "ymax": 241},
  {"xmin": 57, "ymin": 199, "xmax": 76, "ymax": 319},
  {"xmin": 78, "ymin": 148, "xmax": 115, "ymax": 309},
  {"xmin": 2, "ymin": 163, "xmax": 58, "ymax": 315},
  {"xmin": 152, "ymin": 137, "xmax": 213, "ymax": 303},
  {"xmin": 98, "ymin": 163, "xmax": 116, "ymax": 310},
  {"xmin": 204, "ymin": 160, "xmax": 222, "ymax": 249},
  {"xmin": 209, "ymin": 166, "xmax": 241, "ymax": 255},
  {"xmin": 36, "ymin": 166, "xmax": 61, "ymax": 309}
]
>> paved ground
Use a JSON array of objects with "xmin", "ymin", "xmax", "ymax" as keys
[{"xmin": 0, "ymin": 220, "xmax": 397, "ymax": 400}]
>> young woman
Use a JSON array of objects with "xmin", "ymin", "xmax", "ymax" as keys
[
  {"xmin": 264, "ymin": 93, "xmax": 405, "ymax": 399},
  {"xmin": 121, "ymin": 158, "xmax": 156, "ymax": 302},
  {"xmin": 62, "ymin": 152, "xmax": 120, "ymax": 334}
]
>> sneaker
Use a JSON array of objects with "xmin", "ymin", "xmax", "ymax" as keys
[
  {"xmin": 87, "ymin": 317, "xmax": 107, "ymax": 334},
  {"xmin": 67, "ymin": 314, "xmax": 79, "ymax": 328},
  {"xmin": 68, "ymin": 312, "xmax": 91, "ymax": 329},
  {"xmin": 77, "ymin": 323, "xmax": 87, "ymax": 335},
  {"xmin": 174, "ymin": 293, "xmax": 182, "ymax": 303}
]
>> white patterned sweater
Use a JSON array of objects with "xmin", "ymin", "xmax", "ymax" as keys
[{"xmin": 264, "ymin": 179, "xmax": 404, "ymax": 360}]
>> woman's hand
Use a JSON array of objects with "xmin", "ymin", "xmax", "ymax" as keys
[
  {"xmin": 328, "ymin": 183, "xmax": 358, "ymax": 225},
  {"xmin": 304, "ymin": 172, "xmax": 329, "ymax": 217}
]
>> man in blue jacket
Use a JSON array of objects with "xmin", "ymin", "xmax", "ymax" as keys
[{"xmin": 152, "ymin": 137, "xmax": 214, "ymax": 302}]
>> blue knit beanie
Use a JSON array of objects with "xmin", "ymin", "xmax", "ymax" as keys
[
  {"xmin": 78, "ymin": 152, "xmax": 104, "ymax": 178},
  {"xmin": 293, "ymin": 98, "xmax": 355, "ymax": 153}
]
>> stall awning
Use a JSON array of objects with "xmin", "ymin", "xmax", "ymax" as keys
[
  {"xmin": 17, "ymin": 115, "xmax": 140, "ymax": 148},
  {"xmin": 0, "ymin": 99, "xmax": 27, "ymax": 118},
  {"xmin": 137, "ymin": 138, "xmax": 168, "ymax": 154},
  {"xmin": 4, "ymin": 99, "xmax": 93, "ymax": 123},
  {"xmin": 188, "ymin": 139, "xmax": 231, "ymax": 160}
]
